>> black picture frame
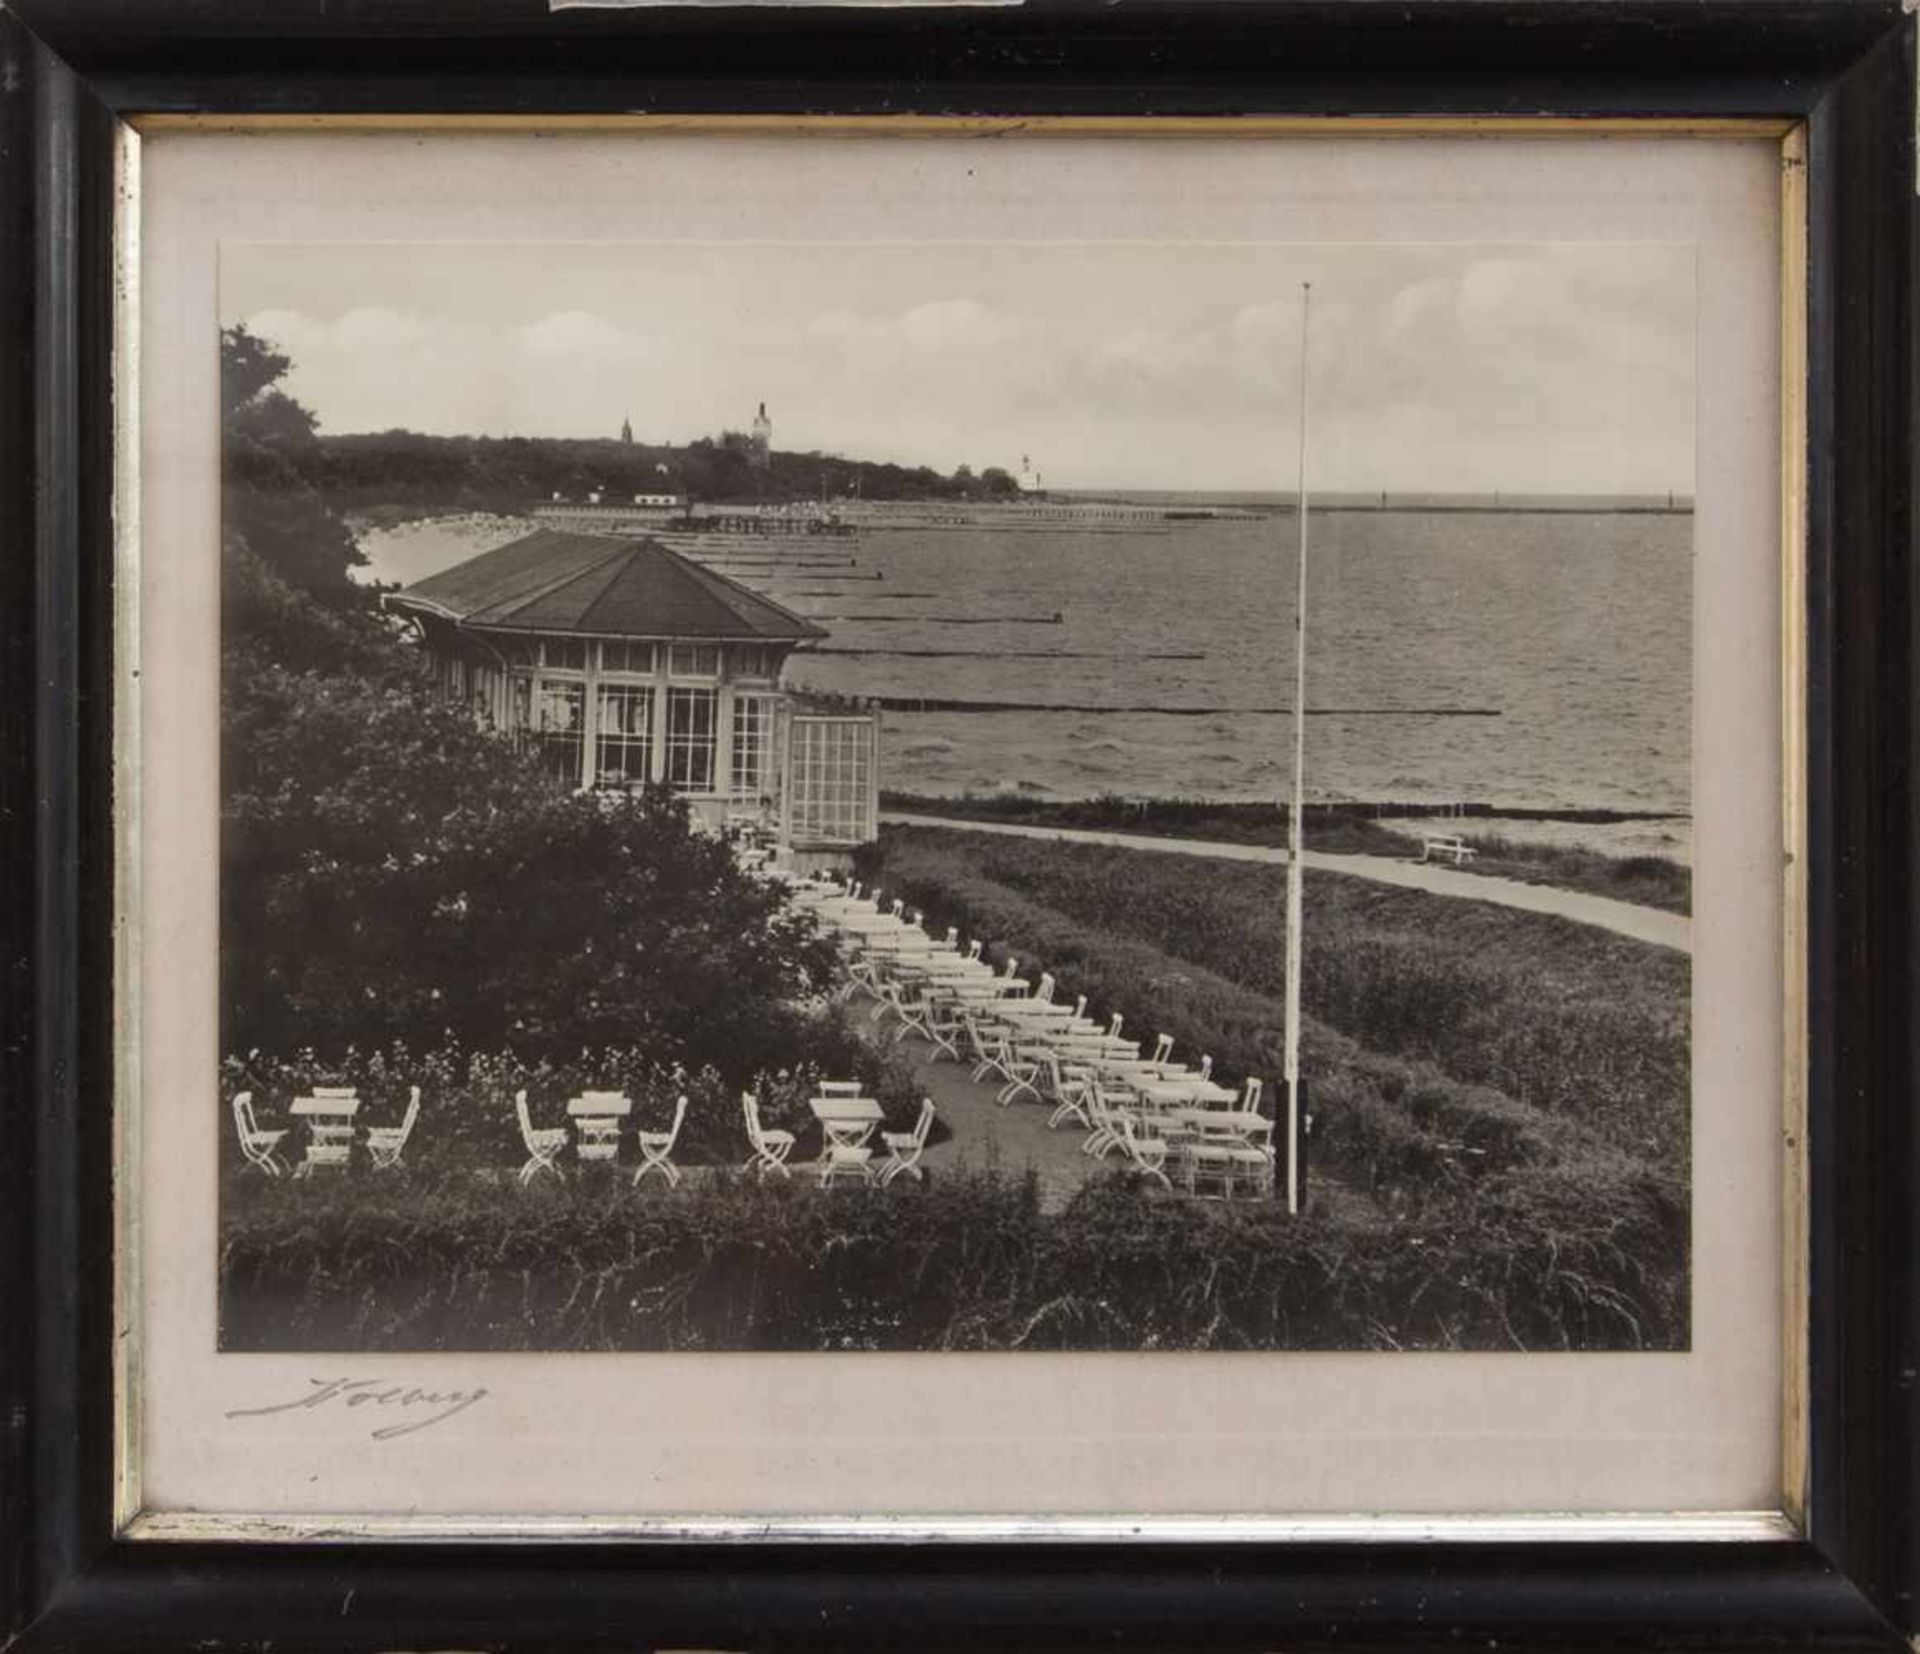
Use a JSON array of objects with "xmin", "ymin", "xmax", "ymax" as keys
[{"xmin": 2, "ymin": 2, "xmax": 1914, "ymax": 1647}]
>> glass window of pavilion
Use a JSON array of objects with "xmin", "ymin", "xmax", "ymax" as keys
[{"xmin": 385, "ymin": 530, "xmax": 879, "ymax": 849}]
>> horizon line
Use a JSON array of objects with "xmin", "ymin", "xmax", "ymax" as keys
[{"xmin": 310, "ymin": 427, "xmax": 1690, "ymax": 502}]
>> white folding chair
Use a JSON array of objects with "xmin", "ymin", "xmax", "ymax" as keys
[
  {"xmin": 1116, "ymin": 1113, "xmax": 1173, "ymax": 1190},
  {"xmin": 998, "ymin": 1037, "xmax": 1046, "ymax": 1107},
  {"xmin": 965, "ymin": 939, "xmax": 983, "ymax": 962},
  {"xmin": 919, "ymin": 990, "xmax": 965, "ymax": 1063},
  {"xmin": 817, "ymin": 1080, "xmax": 865, "ymax": 1097},
  {"xmin": 879, "ymin": 1098, "xmax": 937, "ymax": 1186},
  {"xmin": 230, "ymin": 1092, "xmax": 288, "ymax": 1177},
  {"xmin": 1040, "ymin": 1054, "xmax": 1094, "ymax": 1133},
  {"xmin": 365, "ymin": 1086, "xmax": 421, "ymax": 1171},
  {"xmin": 633, "ymin": 1094, "xmax": 689, "ymax": 1188},
  {"xmin": 1107, "ymin": 1012, "xmax": 1125, "ymax": 1040},
  {"xmin": 963, "ymin": 1013, "xmax": 1015, "ymax": 1088},
  {"xmin": 870, "ymin": 974, "xmax": 919, "ymax": 1032},
  {"xmin": 739, "ymin": 1092, "xmax": 795, "ymax": 1179},
  {"xmin": 885, "ymin": 981, "xmax": 939, "ymax": 1049},
  {"xmin": 1083, "ymin": 1080, "xmax": 1128, "ymax": 1159},
  {"xmin": 1241, "ymin": 1076, "xmax": 1265, "ymax": 1112},
  {"xmin": 1034, "ymin": 972, "xmax": 1056, "ymax": 1004},
  {"xmin": 839, "ymin": 941, "xmax": 884, "ymax": 1004},
  {"xmin": 1150, "ymin": 1033, "xmax": 1175, "ymax": 1067},
  {"xmin": 515, "ymin": 1090, "xmax": 567, "ymax": 1184}
]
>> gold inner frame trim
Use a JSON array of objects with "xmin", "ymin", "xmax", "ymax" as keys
[
  {"xmin": 1776, "ymin": 120, "xmax": 1811, "ymax": 1534},
  {"xmin": 130, "ymin": 113, "xmax": 1801, "ymax": 139}
]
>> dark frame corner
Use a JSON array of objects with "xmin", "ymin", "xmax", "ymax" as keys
[{"xmin": 2, "ymin": 2, "xmax": 1915, "ymax": 1647}]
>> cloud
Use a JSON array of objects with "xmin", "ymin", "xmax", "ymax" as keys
[
  {"xmin": 1224, "ymin": 300, "xmax": 1308, "ymax": 395},
  {"xmin": 1380, "ymin": 276, "xmax": 1455, "ymax": 343},
  {"xmin": 245, "ymin": 305, "xmax": 427, "ymax": 358},
  {"xmin": 241, "ymin": 307, "xmax": 325, "ymax": 358},
  {"xmin": 240, "ymin": 306, "xmax": 470, "ymax": 432},
  {"xmin": 808, "ymin": 297, "xmax": 1016, "ymax": 358},
  {"xmin": 1092, "ymin": 327, "xmax": 1219, "ymax": 377},
  {"xmin": 899, "ymin": 298, "xmax": 1013, "ymax": 352},
  {"xmin": 1456, "ymin": 256, "xmax": 1549, "ymax": 325},
  {"xmin": 515, "ymin": 310, "xmax": 653, "ymax": 364}
]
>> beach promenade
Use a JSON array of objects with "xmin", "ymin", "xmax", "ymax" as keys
[{"xmin": 878, "ymin": 812, "xmax": 1692, "ymax": 954}]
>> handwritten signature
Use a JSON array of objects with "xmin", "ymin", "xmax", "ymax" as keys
[{"xmin": 226, "ymin": 1377, "xmax": 490, "ymax": 1440}]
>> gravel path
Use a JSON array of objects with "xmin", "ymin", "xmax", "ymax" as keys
[
  {"xmin": 865, "ymin": 1021, "xmax": 1111, "ymax": 1214},
  {"xmin": 879, "ymin": 812, "xmax": 1691, "ymax": 955}
]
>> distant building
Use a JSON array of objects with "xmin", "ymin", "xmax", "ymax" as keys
[
  {"xmin": 1017, "ymin": 454, "xmax": 1045, "ymax": 495},
  {"xmin": 385, "ymin": 530, "xmax": 879, "ymax": 860},
  {"xmin": 620, "ymin": 416, "xmax": 634, "ymax": 444},
  {"xmin": 750, "ymin": 402, "xmax": 773, "ymax": 472}
]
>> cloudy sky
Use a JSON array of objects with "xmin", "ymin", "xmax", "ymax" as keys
[{"xmin": 221, "ymin": 241, "xmax": 1694, "ymax": 494}]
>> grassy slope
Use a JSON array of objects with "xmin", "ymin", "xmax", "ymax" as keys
[
  {"xmin": 873, "ymin": 827, "xmax": 1688, "ymax": 1163},
  {"xmin": 880, "ymin": 793, "xmax": 1692, "ymax": 915}
]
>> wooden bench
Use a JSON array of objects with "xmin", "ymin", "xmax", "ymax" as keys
[{"xmin": 1418, "ymin": 833, "xmax": 1479, "ymax": 866}]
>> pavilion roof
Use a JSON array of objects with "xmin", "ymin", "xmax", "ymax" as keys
[{"xmin": 387, "ymin": 529, "xmax": 827, "ymax": 642}]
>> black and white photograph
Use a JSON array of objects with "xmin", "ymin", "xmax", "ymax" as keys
[{"xmin": 215, "ymin": 238, "xmax": 1693, "ymax": 1356}]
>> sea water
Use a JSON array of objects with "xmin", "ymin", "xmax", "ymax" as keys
[{"xmin": 358, "ymin": 507, "xmax": 1691, "ymax": 855}]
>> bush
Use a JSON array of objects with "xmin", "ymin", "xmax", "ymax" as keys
[
  {"xmin": 222, "ymin": 663, "xmax": 838, "ymax": 1067},
  {"xmin": 220, "ymin": 1010, "xmax": 927, "ymax": 1181},
  {"xmin": 218, "ymin": 1164, "xmax": 1684, "ymax": 1353}
]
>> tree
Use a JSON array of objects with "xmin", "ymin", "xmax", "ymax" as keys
[
  {"xmin": 222, "ymin": 323, "xmax": 368, "ymax": 609},
  {"xmin": 222, "ymin": 663, "xmax": 837, "ymax": 1065}
]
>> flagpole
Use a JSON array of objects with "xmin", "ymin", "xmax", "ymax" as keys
[{"xmin": 1284, "ymin": 281, "xmax": 1311, "ymax": 1217}]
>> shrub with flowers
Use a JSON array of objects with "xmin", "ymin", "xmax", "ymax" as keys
[{"xmin": 221, "ymin": 1003, "xmax": 927, "ymax": 1182}]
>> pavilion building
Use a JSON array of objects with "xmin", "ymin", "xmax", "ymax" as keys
[{"xmin": 385, "ymin": 528, "xmax": 879, "ymax": 862}]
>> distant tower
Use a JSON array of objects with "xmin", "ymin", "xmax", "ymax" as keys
[
  {"xmin": 750, "ymin": 402, "xmax": 773, "ymax": 471},
  {"xmin": 620, "ymin": 416, "xmax": 633, "ymax": 445},
  {"xmin": 1017, "ymin": 453, "xmax": 1044, "ymax": 495}
]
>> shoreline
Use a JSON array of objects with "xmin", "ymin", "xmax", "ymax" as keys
[{"xmin": 881, "ymin": 790, "xmax": 1688, "ymax": 827}]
